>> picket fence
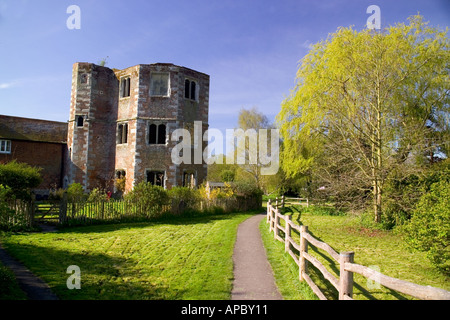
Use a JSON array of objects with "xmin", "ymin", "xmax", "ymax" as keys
[{"xmin": 1, "ymin": 193, "xmax": 262, "ymax": 229}]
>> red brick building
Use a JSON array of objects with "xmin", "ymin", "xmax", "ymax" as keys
[{"xmin": 0, "ymin": 115, "xmax": 67, "ymax": 195}]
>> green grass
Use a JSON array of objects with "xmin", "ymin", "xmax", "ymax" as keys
[
  {"xmin": 0, "ymin": 261, "xmax": 27, "ymax": 300},
  {"xmin": 262, "ymin": 204, "xmax": 450, "ymax": 300},
  {"xmin": 0, "ymin": 212, "xmax": 256, "ymax": 300},
  {"xmin": 259, "ymin": 219, "xmax": 317, "ymax": 300}
]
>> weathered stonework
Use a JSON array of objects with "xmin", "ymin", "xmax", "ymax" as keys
[{"xmin": 65, "ymin": 62, "xmax": 209, "ymax": 193}]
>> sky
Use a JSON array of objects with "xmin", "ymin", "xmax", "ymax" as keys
[{"xmin": 0, "ymin": 0, "xmax": 449, "ymax": 137}]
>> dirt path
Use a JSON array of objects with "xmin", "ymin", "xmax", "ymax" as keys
[{"xmin": 231, "ymin": 213, "xmax": 283, "ymax": 300}]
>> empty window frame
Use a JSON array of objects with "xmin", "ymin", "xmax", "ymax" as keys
[
  {"xmin": 116, "ymin": 170, "xmax": 126, "ymax": 179},
  {"xmin": 120, "ymin": 77, "xmax": 131, "ymax": 98},
  {"xmin": 184, "ymin": 79, "xmax": 197, "ymax": 100},
  {"xmin": 0, "ymin": 140, "xmax": 11, "ymax": 154},
  {"xmin": 146, "ymin": 171, "xmax": 165, "ymax": 188},
  {"xmin": 117, "ymin": 123, "xmax": 128, "ymax": 144},
  {"xmin": 150, "ymin": 73, "xmax": 170, "ymax": 97},
  {"xmin": 76, "ymin": 115, "xmax": 84, "ymax": 127},
  {"xmin": 148, "ymin": 123, "xmax": 167, "ymax": 145},
  {"xmin": 183, "ymin": 171, "xmax": 196, "ymax": 188},
  {"xmin": 80, "ymin": 73, "xmax": 88, "ymax": 84}
]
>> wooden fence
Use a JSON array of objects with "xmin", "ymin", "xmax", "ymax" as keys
[
  {"xmin": 0, "ymin": 199, "xmax": 34, "ymax": 230},
  {"xmin": 1, "ymin": 193, "xmax": 262, "ymax": 229},
  {"xmin": 282, "ymin": 196, "xmax": 309, "ymax": 208},
  {"xmin": 266, "ymin": 197, "xmax": 450, "ymax": 300}
]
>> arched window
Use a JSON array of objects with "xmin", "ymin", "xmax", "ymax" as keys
[
  {"xmin": 190, "ymin": 81, "xmax": 196, "ymax": 101},
  {"xmin": 184, "ymin": 79, "xmax": 197, "ymax": 100},
  {"xmin": 185, "ymin": 79, "xmax": 190, "ymax": 99},
  {"xmin": 149, "ymin": 124, "xmax": 157, "ymax": 144}
]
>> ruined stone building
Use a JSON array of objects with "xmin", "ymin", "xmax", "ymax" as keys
[{"xmin": 1, "ymin": 62, "xmax": 210, "ymax": 195}]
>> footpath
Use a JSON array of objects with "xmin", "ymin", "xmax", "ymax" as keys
[{"xmin": 231, "ymin": 213, "xmax": 283, "ymax": 300}]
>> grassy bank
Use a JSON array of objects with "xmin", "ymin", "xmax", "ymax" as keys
[
  {"xmin": 261, "ymin": 204, "xmax": 450, "ymax": 300},
  {"xmin": 0, "ymin": 212, "xmax": 256, "ymax": 300}
]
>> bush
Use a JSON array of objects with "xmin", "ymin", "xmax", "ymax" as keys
[
  {"xmin": 401, "ymin": 180, "xmax": 450, "ymax": 275},
  {"xmin": 0, "ymin": 161, "xmax": 42, "ymax": 200},
  {"xmin": 383, "ymin": 160, "xmax": 450, "ymax": 229},
  {"xmin": 231, "ymin": 180, "xmax": 263, "ymax": 197},
  {"xmin": 125, "ymin": 182, "xmax": 170, "ymax": 218},
  {"xmin": 168, "ymin": 187, "xmax": 201, "ymax": 215},
  {"xmin": 67, "ymin": 183, "xmax": 85, "ymax": 202},
  {"xmin": 87, "ymin": 188, "xmax": 108, "ymax": 202}
]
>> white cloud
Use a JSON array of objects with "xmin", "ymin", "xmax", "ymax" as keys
[{"xmin": 0, "ymin": 81, "xmax": 17, "ymax": 89}]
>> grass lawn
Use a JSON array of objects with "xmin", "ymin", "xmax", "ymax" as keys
[
  {"xmin": 0, "ymin": 212, "xmax": 256, "ymax": 300},
  {"xmin": 261, "ymin": 204, "xmax": 450, "ymax": 300}
]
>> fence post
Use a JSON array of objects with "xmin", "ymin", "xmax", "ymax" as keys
[
  {"xmin": 299, "ymin": 225, "xmax": 308, "ymax": 281},
  {"xmin": 274, "ymin": 208, "xmax": 280, "ymax": 239},
  {"xmin": 339, "ymin": 251, "xmax": 354, "ymax": 300},
  {"xmin": 307, "ymin": 198, "xmax": 309, "ymax": 208},
  {"xmin": 59, "ymin": 192, "xmax": 68, "ymax": 225},
  {"xmin": 285, "ymin": 215, "xmax": 291, "ymax": 252},
  {"xmin": 282, "ymin": 195, "xmax": 285, "ymax": 209},
  {"xmin": 267, "ymin": 199, "xmax": 271, "ymax": 223},
  {"xmin": 29, "ymin": 194, "xmax": 36, "ymax": 228}
]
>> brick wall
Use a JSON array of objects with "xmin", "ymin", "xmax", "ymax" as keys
[{"xmin": 0, "ymin": 115, "xmax": 67, "ymax": 191}]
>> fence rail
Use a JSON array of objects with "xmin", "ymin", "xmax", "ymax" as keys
[{"xmin": 266, "ymin": 197, "xmax": 450, "ymax": 300}]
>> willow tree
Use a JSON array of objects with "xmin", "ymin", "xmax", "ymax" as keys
[{"xmin": 277, "ymin": 16, "xmax": 449, "ymax": 222}]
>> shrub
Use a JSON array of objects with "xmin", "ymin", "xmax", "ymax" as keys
[
  {"xmin": 0, "ymin": 161, "xmax": 42, "ymax": 200},
  {"xmin": 125, "ymin": 182, "xmax": 169, "ymax": 218},
  {"xmin": 401, "ymin": 180, "xmax": 450, "ymax": 274},
  {"xmin": 168, "ymin": 187, "xmax": 202, "ymax": 215},
  {"xmin": 87, "ymin": 188, "xmax": 108, "ymax": 202},
  {"xmin": 231, "ymin": 180, "xmax": 263, "ymax": 197},
  {"xmin": 67, "ymin": 183, "xmax": 85, "ymax": 202}
]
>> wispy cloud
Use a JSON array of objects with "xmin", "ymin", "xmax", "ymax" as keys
[
  {"xmin": 0, "ymin": 81, "xmax": 18, "ymax": 89},
  {"xmin": 301, "ymin": 40, "xmax": 314, "ymax": 50},
  {"xmin": 0, "ymin": 74, "xmax": 69, "ymax": 90}
]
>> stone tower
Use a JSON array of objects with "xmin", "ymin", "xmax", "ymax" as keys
[{"xmin": 65, "ymin": 62, "xmax": 209, "ymax": 193}]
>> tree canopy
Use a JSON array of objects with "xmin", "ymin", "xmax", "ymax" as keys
[{"xmin": 277, "ymin": 15, "xmax": 449, "ymax": 222}]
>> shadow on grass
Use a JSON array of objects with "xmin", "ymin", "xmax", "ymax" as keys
[
  {"xmin": 1, "ymin": 242, "xmax": 182, "ymax": 300},
  {"xmin": 55, "ymin": 210, "xmax": 262, "ymax": 235},
  {"xmin": 290, "ymin": 214, "xmax": 410, "ymax": 300}
]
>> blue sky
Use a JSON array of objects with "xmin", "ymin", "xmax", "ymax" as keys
[{"xmin": 0, "ymin": 0, "xmax": 449, "ymax": 135}]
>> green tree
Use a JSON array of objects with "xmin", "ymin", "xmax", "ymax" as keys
[
  {"xmin": 277, "ymin": 15, "xmax": 449, "ymax": 222},
  {"xmin": 233, "ymin": 107, "xmax": 282, "ymax": 193}
]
